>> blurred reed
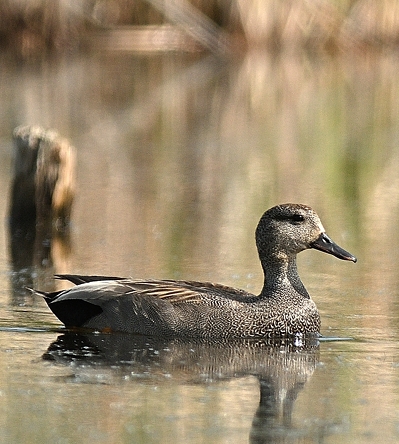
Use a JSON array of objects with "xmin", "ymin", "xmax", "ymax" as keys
[{"xmin": 1, "ymin": 0, "xmax": 399, "ymax": 57}]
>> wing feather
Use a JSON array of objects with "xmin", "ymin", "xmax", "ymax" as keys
[{"xmin": 52, "ymin": 276, "xmax": 253, "ymax": 305}]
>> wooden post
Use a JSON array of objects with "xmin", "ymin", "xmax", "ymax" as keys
[{"xmin": 10, "ymin": 125, "xmax": 76, "ymax": 232}]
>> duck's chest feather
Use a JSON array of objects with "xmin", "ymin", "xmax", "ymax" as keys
[{"xmin": 170, "ymin": 290, "xmax": 320, "ymax": 338}]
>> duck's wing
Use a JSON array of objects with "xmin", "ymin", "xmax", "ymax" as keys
[
  {"xmin": 39, "ymin": 278, "xmax": 255, "ymax": 333},
  {"xmin": 49, "ymin": 277, "xmax": 252, "ymax": 305},
  {"xmin": 122, "ymin": 279, "xmax": 252, "ymax": 303}
]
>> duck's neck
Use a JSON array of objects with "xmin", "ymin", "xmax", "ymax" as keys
[{"xmin": 259, "ymin": 253, "xmax": 310, "ymax": 299}]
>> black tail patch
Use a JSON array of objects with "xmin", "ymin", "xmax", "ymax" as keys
[{"xmin": 47, "ymin": 298, "xmax": 103, "ymax": 328}]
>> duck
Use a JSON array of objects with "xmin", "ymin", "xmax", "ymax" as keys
[{"xmin": 36, "ymin": 204, "xmax": 356, "ymax": 338}]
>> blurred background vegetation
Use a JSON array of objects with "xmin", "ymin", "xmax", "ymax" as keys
[{"xmin": 1, "ymin": 0, "xmax": 399, "ymax": 57}]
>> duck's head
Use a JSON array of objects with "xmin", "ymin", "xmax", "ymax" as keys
[{"xmin": 255, "ymin": 203, "xmax": 357, "ymax": 263}]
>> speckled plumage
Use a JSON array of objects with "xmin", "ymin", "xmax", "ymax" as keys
[{"xmin": 38, "ymin": 204, "xmax": 357, "ymax": 338}]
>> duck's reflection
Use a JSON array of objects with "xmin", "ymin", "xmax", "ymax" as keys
[{"xmin": 44, "ymin": 333, "xmax": 319, "ymax": 442}]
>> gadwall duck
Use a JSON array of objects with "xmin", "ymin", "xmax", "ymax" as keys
[{"xmin": 37, "ymin": 204, "xmax": 356, "ymax": 338}]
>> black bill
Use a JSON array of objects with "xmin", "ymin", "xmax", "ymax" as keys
[{"xmin": 310, "ymin": 232, "xmax": 357, "ymax": 263}]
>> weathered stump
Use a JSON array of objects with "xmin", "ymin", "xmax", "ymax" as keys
[{"xmin": 10, "ymin": 125, "xmax": 76, "ymax": 232}]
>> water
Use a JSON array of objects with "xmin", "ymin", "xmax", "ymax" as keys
[{"xmin": 1, "ymin": 48, "xmax": 399, "ymax": 442}]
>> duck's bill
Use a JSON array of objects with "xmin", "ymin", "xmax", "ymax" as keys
[{"xmin": 310, "ymin": 233, "xmax": 357, "ymax": 263}]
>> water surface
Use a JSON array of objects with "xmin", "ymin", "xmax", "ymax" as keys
[{"xmin": 0, "ymin": 48, "xmax": 399, "ymax": 442}]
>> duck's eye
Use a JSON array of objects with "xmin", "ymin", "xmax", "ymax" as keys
[
  {"xmin": 291, "ymin": 214, "xmax": 305, "ymax": 223},
  {"xmin": 274, "ymin": 213, "xmax": 305, "ymax": 224}
]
